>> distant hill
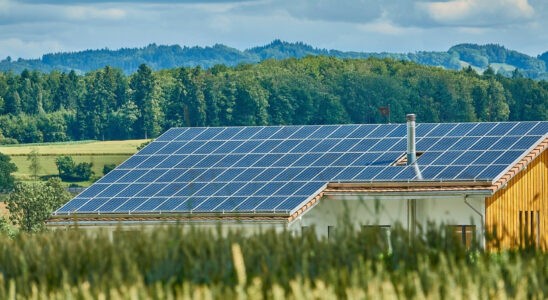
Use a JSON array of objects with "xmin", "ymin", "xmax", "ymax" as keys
[{"xmin": 1, "ymin": 40, "xmax": 546, "ymax": 79}]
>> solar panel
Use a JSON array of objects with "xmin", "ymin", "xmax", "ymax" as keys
[{"xmin": 55, "ymin": 121, "xmax": 547, "ymax": 217}]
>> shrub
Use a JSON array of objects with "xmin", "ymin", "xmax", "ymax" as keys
[
  {"xmin": 55, "ymin": 155, "xmax": 94, "ymax": 181},
  {"xmin": 102, "ymin": 163, "xmax": 116, "ymax": 175}
]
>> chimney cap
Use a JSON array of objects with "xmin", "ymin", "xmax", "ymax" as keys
[{"xmin": 406, "ymin": 114, "xmax": 416, "ymax": 121}]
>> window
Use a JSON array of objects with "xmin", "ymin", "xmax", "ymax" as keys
[
  {"xmin": 328, "ymin": 226, "xmax": 336, "ymax": 239},
  {"xmin": 362, "ymin": 225, "xmax": 392, "ymax": 251},
  {"xmin": 448, "ymin": 225, "xmax": 476, "ymax": 249},
  {"xmin": 519, "ymin": 210, "xmax": 540, "ymax": 248}
]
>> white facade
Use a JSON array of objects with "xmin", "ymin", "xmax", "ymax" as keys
[{"xmin": 288, "ymin": 192, "xmax": 487, "ymax": 247}]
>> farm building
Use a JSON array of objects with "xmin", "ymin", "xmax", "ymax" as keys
[{"xmin": 49, "ymin": 116, "xmax": 548, "ymax": 250}]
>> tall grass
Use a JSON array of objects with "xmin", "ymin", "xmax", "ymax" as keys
[{"xmin": 0, "ymin": 224, "xmax": 546, "ymax": 299}]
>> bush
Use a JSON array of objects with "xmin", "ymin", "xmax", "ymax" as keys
[
  {"xmin": 55, "ymin": 155, "xmax": 94, "ymax": 181},
  {"xmin": 0, "ymin": 137, "xmax": 19, "ymax": 145},
  {"xmin": 102, "ymin": 163, "xmax": 116, "ymax": 175}
]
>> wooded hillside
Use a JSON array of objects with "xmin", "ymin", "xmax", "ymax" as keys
[{"xmin": 1, "ymin": 41, "xmax": 547, "ymax": 79}]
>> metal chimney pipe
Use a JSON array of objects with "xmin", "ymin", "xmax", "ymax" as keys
[{"xmin": 406, "ymin": 114, "xmax": 416, "ymax": 165}]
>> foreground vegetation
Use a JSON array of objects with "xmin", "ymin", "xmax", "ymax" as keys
[{"xmin": 0, "ymin": 225, "xmax": 546, "ymax": 299}]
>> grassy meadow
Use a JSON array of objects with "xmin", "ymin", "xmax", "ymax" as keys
[
  {"xmin": 0, "ymin": 139, "xmax": 146, "ymax": 186},
  {"xmin": 0, "ymin": 225, "xmax": 546, "ymax": 299}
]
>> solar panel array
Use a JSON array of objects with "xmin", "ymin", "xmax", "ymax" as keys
[{"xmin": 55, "ymin": 121, "xmax": 548, "ymax": 216}]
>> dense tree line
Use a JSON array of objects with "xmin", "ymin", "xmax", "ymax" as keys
[
  {"xmin": 1, "ymin": 41, "xmax": 547, "ymax": 79},
  {"xmin": 0, "ymin": 56, "xmax": 547, "ymax": 144}
]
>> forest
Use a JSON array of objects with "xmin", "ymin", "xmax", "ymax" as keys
[
  {"xmin": 1, "ymin": 41, "xmax": 547, "ymax": 79},
  {"xmin": 0, "ymin": 56, "xmax": 547, "ymax": 144}
]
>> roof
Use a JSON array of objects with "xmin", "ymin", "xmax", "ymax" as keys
[{"xmin": 51, "ymin": 121, "xmax": 548, "ymax": 222}]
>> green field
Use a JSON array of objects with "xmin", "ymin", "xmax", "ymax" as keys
[{"xmin": 0, "ymin": 139, "xmax": 146, "ymax": 186}]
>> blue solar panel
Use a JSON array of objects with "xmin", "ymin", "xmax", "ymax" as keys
[
  {"xmin": 354, "ymin": 166, "xmax": 385, "ymax": 181},
  {"xmin": 435, "ymin": 166, "xmax": 466, "ymax": 180},
  {"xmin": 213, "ymin": 141, "xmax": 243, "ymax": 154},
  {"xmin": 156, "ymin": 142, "xmax": 187, "ymax": 154},
  {"xmin": 194, "ymin": 127, "xmax": 225, "ymax": 140},
  {"xmin": 137, "ymin": 142, "xmax": 166, "ymax": 155},
  {"xmin": 487, "ymin": 123, "xmax": 517, "ymax": 136},
  {"xmin": 328, "ymin": 125, "xmax": 358, "ymax": 138},
  {"xmin": 155, "ymin": 197, "xmax": 187, "ymax": 211},
  {"xmin": 135, "ymin": 183, "xmax": 166, "ymax": 197},
  {"xmin": 96, "ymin": 184, "xmax": 129, "ymax": 197},
  {"xmin": 77, "ymin": 198, "xmax": 107, "ymax": 212},
  {"xmin": 213, "ymin": 127, "xmax": 244, "ymax": 140},
  {"xmin": 270, "ymin": 126, "xmax": 298, "ymax": 139},
  {"xmin": 251, "ymin": 126, "xmax": 282, "ymax": 140},
  {"xmin": 233, "ymin": 141, "xmax": 262, "ymax": 153},
  {"xmin": 276, "ymin": 196, "xmax": 308, "ymax": 211},
  {"xmin": 476, "ymin": 165, "xmax": 506, "ymax": 180},
  {"xmin": 175, "ymin": 155, "xmax": 206, "ymax": 168},
  {"xmin": 194, "ymin": 141, "xmax": 224, "ymax": 154},
  {"xmin": 156, "ymin": 155, "xmax": 185, "ymax": 168},
  {"xmin": 368, "ymin": 125, "xmax": 398, "ymax": 138},
  {"xmin": 215, "ymin": 196, "xmax": 248, "ymax": 211},
  {"xmin": 432, "ymin": 151, "xmax": 462, "ymax": 165},
  {"xmin": 118, "ymin": 156, "xmax": 148, "ymax": 169},
  {"xmin": 289, "ymin": 126, "xmax": 321, "ymax": 139},
  {"xmin": 194, "ymin": 197, "xmax": 227, "ymax": 212},
  {"xmin": 350, "ymin": 139, "xmax": 377, "ymax": 152},
  {"xmin": 513, "ymin": 136, "xmax": 542, "ymax": 150},
  {"xmin": 56, "ymin": 121, "xmax": 547, "ymax": 218},
  {"xmin": 174, "ymin": 127, "xmax": 206, "ymax": 140},
  {"xmin": 334, "ymin": 167, "xmax": 363, "ymax": 181},
  {"xmin": 114, "ymin": 198, "xmax": 145, "ymax": 212},
  {"xmin": 415, "ymin": 123, "xmax": 437, "ymax": 136},
  {"xmin": 173, "ymin": 198, "xmax": 204, "ymax": 212},
  {"xmin": 155, "ymin": 128, "xmax": 186, "ymax": 142},
  {"xmin": 156, "ymin": 183, "xmax": 187, "ymax": 196},
  {"xmin": 426, "ymin": 123, "xmax": 454, "ymax": 137},
  {"xmin": 97, "ymin": 198, "xmax": 129, "ymax": 212},
  {"xmin": 271, "ymin": 140, "xmax": 301, "ymax": 153},
  {"xmin": 134, "ymin": 198, "xmax": 167, "ymax": 212},
  {"xmin": 231, "ymin": 127, "xmax": 262, "ymax": 140},
  {"xmin": 527, "ymin": 122, "xmax": 547, "ymax": 135},
  {"xmin": 57, "ymin": 197, "xmax": 89, "ymax": 213},
  {"xmin": 446, "ymin": 123, "xmax": 476, "ymax": 137},
  {"xmin": 96, "ymin": 170, "xmax": 126, "ymax": 183},
  {"xmin": 253, "ymin": 140, "xmax": 282, "ymax": 153},
  {"xmin": 174, "ymin": 141, "xmax": 203, "ymax": 154},
  {"xmin": 428, "ymin": 137, "xmax": 460, "ymax": 151},
  {"xmin": 235, "ymin": 197, "xmax": 264, "ymax": 211},
  {"xmin": 255, "ymin": 182, "xmax": 284, "ymax": 196}
]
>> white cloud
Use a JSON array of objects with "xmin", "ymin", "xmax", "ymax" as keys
[
  {"xmin": 419, "ymin": 0, "xmax": 535, "ymax": 26},
  {"xmin": 64, "ymin": 6, "xmax": 126, "ymax": 21}
]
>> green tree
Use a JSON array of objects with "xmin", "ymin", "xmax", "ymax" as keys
[
  {"xmin": 5, "ymin": 178, "xmax": 71, "ymax": 232},
  {"xmin": 131, "ymin": 64, "xmax": 163, "ymax": 138},
  {"xmin": 27, "ymin": 148, "xmax": 41, "ymax": 180},
  {"xmin": 0, "ymin": 152, "xmax": 17, "ymax": 192},
  {"xmin": 55, "ymin": 155, "xmax": 75, "ymax": 179},
  {"xmin": 55, "ymin": 155, "xmax": 93, "ymax": 181}
]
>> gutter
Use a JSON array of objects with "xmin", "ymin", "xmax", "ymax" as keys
[{"xmin": 464, "ymin": 195, "xmax": 485, "ymax": 248}]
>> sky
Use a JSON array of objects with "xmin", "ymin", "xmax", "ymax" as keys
[{"xmin": 0, "ymin": 0, "xmax": 547, "ymax": 60}]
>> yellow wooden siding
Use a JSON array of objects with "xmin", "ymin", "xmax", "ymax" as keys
[{"xmin": 486, "ymin": 149, "xmax": 547, "ymax": 250}]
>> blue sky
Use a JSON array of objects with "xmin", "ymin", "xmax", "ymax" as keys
[{"xmin": 0, "ymin": 0, "xmax": 546, "ymax": 59}]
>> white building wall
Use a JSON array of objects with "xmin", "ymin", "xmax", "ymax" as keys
[{"xmin": 288, "ymin": 193, "xmax": 486, "ymax": 245}]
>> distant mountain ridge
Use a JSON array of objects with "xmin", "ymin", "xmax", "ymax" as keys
[{"xmin": 1, "ymin": 40, "xmax": 547, "ymax": 79}]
